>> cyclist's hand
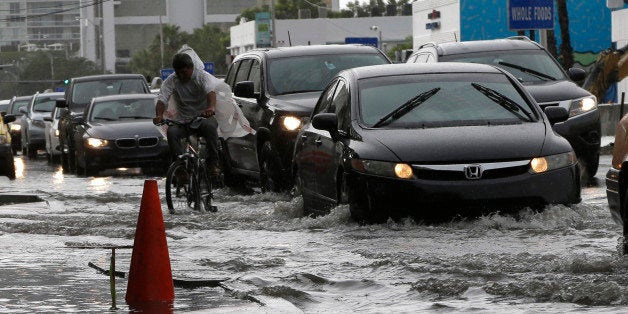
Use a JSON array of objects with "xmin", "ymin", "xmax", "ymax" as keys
[
  {"xmin": 153, "ymin": 116, "xmax": 163, "ymax": 125},
  {"xmin": 202, "ymin": 108, "xmax": 215, "ymax": 117}
]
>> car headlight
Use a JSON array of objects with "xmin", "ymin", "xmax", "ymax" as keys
[
  {"xmin": 351, "ymin": 158, "xmax": 414, "ymax": 179},
  {"xmin": 568, "ymin": 96, "xmax": 597, "ymax": 118},
  {"xmin": 0, "ymin": 134, "xmax": 7, "ymax": 144},
  {"xmin": 54, "ymin": 129, "xmax": 59, "ymax": 137},
  {"xmin": 529, "ymin": 151, "xmax": 576, "ymax": 174},
  {"xmin": 86, "ymin": 137, "xmax": 108, "ymax": 148},
  {"xmin": 10, "ymin": 124, "xmax": 21, "ymax": 132},
  {"xmin": 281, "ymin": 116, "xmax": 303, "ymax": 131}
]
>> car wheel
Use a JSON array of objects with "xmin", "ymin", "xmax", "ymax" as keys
[
  {"xmin": 0, "ymin": 157, "xmax": 16, "ymax": 180},
  {"xmin": 27, "ymin": 143, "xmax": 37, "ymax": 159},
  {"xmin": 580, "ymin": 153, "xmax": 599, "ymax": 181},
  {"xmin": 336, "ymin": 171, "xmax": 349, "ymax": 205},
  {"xmin": 294, "ymin": 167, "xmax": 315, "ymax": 217},
  {"xmin": 220, "ymin": 140, "xmax": 245, "ymax": 190},
  {"xmin": 11, "ymin": 145, "xmax": 17, "ymax": 156},
  {"xmin": 259, "ymin": 141, "xmax": 284, "ymax": 193}
]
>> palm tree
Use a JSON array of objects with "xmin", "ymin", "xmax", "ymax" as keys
[{"xmin": 556, "ymin": 0, "xmax": 574, "ymax": 69}]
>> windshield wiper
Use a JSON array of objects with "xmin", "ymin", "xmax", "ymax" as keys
[
  {"xmin": 119, "ymin": 115, "xmax": 151, "ymax": 119},
  {"xmin": 471, "ymin": 83, "xmax": 534, "ymax": 121},
  {"xmin": 497, "ymin": 61, "xmax": 556, "ymax": 81},
  {"xmin": 275, "ymin": 89, "xmax": 320, "ymax": 95},
  {"xmin": 372, "ymin": 87, "xmax": 440, "ymax": 128}
]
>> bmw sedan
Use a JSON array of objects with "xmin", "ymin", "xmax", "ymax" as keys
[
  {"xmin": 72, "ymin": 94, "xmax": 169, "ymax": 176},
  {"xmin": 293, "ymin": 63, "xmax": 581, "ymax": 223}
]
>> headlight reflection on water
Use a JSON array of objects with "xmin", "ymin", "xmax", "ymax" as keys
[
  {"xmin": 89, "ymin": 177, "xmax": 112, "ymax": 192},
  {"xmin": 52, "ymin": 166, "xmax": 64, "ymax": 185},
  {"xmin": 14, "ymin": 158, "xmax": 24, "ymax": 179}
]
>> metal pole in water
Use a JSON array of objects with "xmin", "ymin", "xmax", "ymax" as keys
[{"xmin": 110, "ymin": 248, "xmax": 117, "ymax": 310}]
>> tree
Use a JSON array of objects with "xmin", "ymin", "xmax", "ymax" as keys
[
  {"xmin": 386, "ymin": 35, "xmax": 412, "ymax": 61},
  {"xmin": 556, "ymin": 0, "xmax": 573, "ymax": 69}
]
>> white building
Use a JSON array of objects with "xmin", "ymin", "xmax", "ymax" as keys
[{"xmin": 229, "ymin": 16, "xmax": 412, "ymax": 57}]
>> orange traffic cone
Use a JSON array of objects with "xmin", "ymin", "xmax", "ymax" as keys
[{"xmin": 126, "ymin": 179, "xmax": 174, "ymax": 308}]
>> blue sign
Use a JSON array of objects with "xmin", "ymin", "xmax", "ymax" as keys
[
  {"xmin": 345, "ymin": 37, "xmax": 378, "ymax": 48},
  {"xmin": 508, "ymin": 0, "xmax": 554, "ymax": 30},
  {"xmin": 204, "ymin": 62, "xmax": 214, "ymax": 74},
  {"xmin": 160, "ymin": 68, "xmax": 174, "ymax": 81},
  {"xmin": 54, "ymin": 87, "xmax": 65, "ymax": 92}
]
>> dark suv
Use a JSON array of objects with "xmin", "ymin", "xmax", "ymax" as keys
[
  {"xmin": 408, "ymin": 37, "xmax": 600, "ymax": 179},
  {"xmin": 223, "ymin": 44, "xmax": 391, "ymax": 191},
  {"xmin": 56, "ymin": 74, "xmax": 151, "ymax": 173}
]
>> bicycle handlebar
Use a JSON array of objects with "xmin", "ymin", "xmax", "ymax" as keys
[{"xmin": 153, "ymin": 116, "xmax": 205, "ymax": 127}]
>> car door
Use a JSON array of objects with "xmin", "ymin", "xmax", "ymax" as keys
[
  {"xmin": 315, "ymin": 79, "xmax": 350, "ymax": 200},
  {"xmin": 228, "ymin": 58, "xmax": 263, "ymax": 172},
  {"xmin": 296, "ymin": 80, "xmax": 339, "ymax": 194}
]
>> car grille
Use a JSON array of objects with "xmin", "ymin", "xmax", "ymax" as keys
[
  {"xmin": 115, "ymin": 137, "xmax": 159, "ymax": 148},
  {"xmin": 412, "ymin": 160, "xmax": 531, "ymax": 181}
]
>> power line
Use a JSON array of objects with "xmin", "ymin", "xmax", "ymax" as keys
[{"xmin": 0, "ymin": 0, "xmax": 111, "ymax": 22}]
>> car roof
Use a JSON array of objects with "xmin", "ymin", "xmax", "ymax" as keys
[
  {"xmin": 33, "ymin": 92, "xmax": 64, "ymax": 98},
  {"xmin": 91, "ymin": 93, "xmax": 156, "ymax": 102},
  {"xmin": 346, "ymin": 62, "xmax": 504, "ymax": 80},
  {"xmin": 432, "ymin": 38, "xmax": 543, "ymax": 55},
  {"xmin": 71, "ymin": 73, "xmax": 147, "ymax": 83},
  {"xmin": 238, "ymin": 44, "xmax": 383, "ymax": 59}
]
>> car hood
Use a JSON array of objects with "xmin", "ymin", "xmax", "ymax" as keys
[
  {"xmin": 86, "ymin": 120, "xmax": 163, "ymax": 139},
  {"xmin": 522, "ymin": 80, "xmax": 591, "ymax": 104},
  {"xmin": 368, "ymin": 123, "xmax": 547, "ymax": 163},
  {"xmin": 30, "ymin": 112, "xmax": 52, "ymax": 121},
  {"xmin": 270, "ymin": 92, "xmax": 322, "ymax": 113}
]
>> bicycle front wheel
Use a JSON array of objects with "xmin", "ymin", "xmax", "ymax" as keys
[{"xmin": 165, "ymin": 160, "xmax": 193, "ymax": 214}]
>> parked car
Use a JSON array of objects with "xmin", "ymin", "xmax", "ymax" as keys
[
  {"xmin": 408, "ymin": 37, "xmax": 600, "ymax": 180},
  {"xmin": 44, "ymin": 106, "xmax": 63, "ymax": 162},
  {"xmin": 605, "ymin": 115, "xmax": 628, "ymax": 253},
  {"xmin": 293, "ymin": 63, "xmax": 581, "ymax": 223},
  {"xmin": 56, "ymin": 74, "xmax": 151, "ymax": 173},
  {"xmin": 0, "ymin": 112, "xmax": 17, "ymax": 179},
  {"xmin": 71, "ymin": 94, "xmax": 168, "ymax": 176},
  {"xmin": 222, "ymin": 44, "xmax": 391, "ymax": 191},
  {"xmin": 6, "ymin": 95, "xmax": 33, "ymax": 155},
  {"xmin": 20, "ymin": 92, "xmax": 63, "ymax": 159}
]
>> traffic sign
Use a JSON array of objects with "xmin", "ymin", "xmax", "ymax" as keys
[
  {"xmin": 203, "ymin": 62, "xmax": 214, "ymax": 74},
  {"xmin": 508, "ymin": 0, "xmax": 554, "ymax": 30},
  {"xmin": 160, "ymin": 62, "xmax": 214, "ymax": 80},
  {"xmin": 160, "ymin": 68, "xmax": 174, "ymax": 81},
  {"xmin": 345, "ymin": 37, "xmax": 378, "ymax": 48}
]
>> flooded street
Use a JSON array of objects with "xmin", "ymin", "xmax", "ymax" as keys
[{"xmin": 1, "ymin": 154, "xmax": 628, "ymax": 313}]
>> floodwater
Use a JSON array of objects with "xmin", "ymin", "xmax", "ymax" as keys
[{"xmin": 1, "ymin": 154, "xmax": 628, "ymax": 313}]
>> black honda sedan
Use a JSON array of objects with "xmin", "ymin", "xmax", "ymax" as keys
[
  {"xmin": 72, "ymin": 94, "xmax": 169, "ymax": 176},
  {"xmin": 293, "ymin": 63, "xmax": 581, "ymax": 223}
]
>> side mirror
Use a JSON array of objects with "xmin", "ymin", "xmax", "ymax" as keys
[
  {"xmin": 3, "ymin": 114, "xmax": 16, "ymax": 124},
  {"xmin": 567, "ymin": 68, "xmax": 586, "ymax": 82},
  {"xmin": 72, "ymin": 116, "xmax": 84, "ymax": 124},
  {"xmin": 233, "ymin": 81, "xmax": 256, "ymax": 99},
  {"xmin": 312, "ymin": 113, "xmax": 340, "ymax": 141},
  {"xmin": 544, "ymin": 106, "xmax": 569, "ymax": 124},
  {"xmin": 56, "ymin": 98, "xmax": 68, "ymax": 108},
  {"xmin": 43, "ymin": 116, "xmax": 53, "ymax": 122},
  {"xmin": 18, "ymin": 106, "xmax": 27, "ymax": 114}
]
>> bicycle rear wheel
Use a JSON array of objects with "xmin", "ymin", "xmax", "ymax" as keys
[
  {"xmin": 165, "ymin": 160, "xmax": 193, "ymax": 214},
  {"xmin": 196, "ymin": 163, "xmax": 216, "ymax": 212}
]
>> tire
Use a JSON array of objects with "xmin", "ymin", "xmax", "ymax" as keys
[
  {"xmin": 220, "ymin": 140, "xmax": 246, "ymax": 189},
  {"xmin": 165, "ymin": 160, "xmax": 193, "ymax": 214},
  {"xmin": 74, "ymin": 153, "xmax": 86, "ymax": 177},
  {"xmin": 259, "ymin": 141, "xmax": 284, "ymax": 193},
  {"xmin": 0, "ymin": 157, "xmax": 16, "ymax": 180},
  {"xmin": 580, "ymin": 153, "xmax": 599, "ymax": 180},
  {"xmin": 27, "ymin": 143, "xmax": 37, "ymax": 159},
  {"xmin": 196, "ymin": 163, "xmax": 215, "ymax": 212}
]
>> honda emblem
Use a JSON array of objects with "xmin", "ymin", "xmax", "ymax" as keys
[{"xmin": 464, "ymin": 164, "xmax": 483, "ymax": 180}]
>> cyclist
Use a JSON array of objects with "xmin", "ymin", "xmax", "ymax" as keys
[{"xmin": 154, "ymin": 51, "xmax": 221, "ymax": 176}]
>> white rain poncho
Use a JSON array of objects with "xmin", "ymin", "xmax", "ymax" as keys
[{"xmin": 158, "ymin": 45, "xmax": 254, "ymax": 138}]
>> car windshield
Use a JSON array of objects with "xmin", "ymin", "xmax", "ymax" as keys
[
  {"xmin": 0, "ymin": 104, "xmax": 8, "ymax": 113},
  {"xmin": 267, "ymin": 53, "xmax": 389, "ymax": 95},
  {"xmin": 359, "ymin": 73, "xmax": 537, "ymax": 128},
  {"xmin": 440, "ymin": 50, "xmax": 567, "ymax": 83},
  {"xmin": 90, "ymin": 98, "xmax": 155, "ymax": 122},
  {"xmin": 33, "ymin": 96, "xmax": 60, "ymax": 113},
  {"xmin": 72, "ymin": 79, "xmax": 147, "ymax": 106},
  {"xmin": 10, "ymin": 99, "xmax": 30, "ymax": 114}
]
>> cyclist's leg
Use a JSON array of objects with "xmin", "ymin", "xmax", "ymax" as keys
[
  {"xmin": 198, "ymin": 116, "xmax": 220, "ymax": 175},
  {"xmin": 166, "ymin": 124, "xmax": 189, "ymax": 158}
]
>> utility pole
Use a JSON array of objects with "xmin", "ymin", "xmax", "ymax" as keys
[{"xmin": 270, "ymin": 0, "xmax": 276, "ymax": 47}]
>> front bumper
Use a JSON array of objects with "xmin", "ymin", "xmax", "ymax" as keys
[
  {"xmin": 82, "ymin": 141, "xmax": 170, "ymax": 170},
  {"xmin": 348, "ymin": 164, "xmax": 581, "ymax": 218},
  {"xmin": 606, "ymin": 167, "xmax": 622, "ymax": 225}
]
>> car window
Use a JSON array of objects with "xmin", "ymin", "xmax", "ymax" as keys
[
  {"xmin": 359, "ymin": 73, "xmax": 537, "ymax": 128},
  {"xmin": 440, "ymin": 50, "xmax": 567, "ymax": 82},
  {"xmin": 426, "ymin": 54, "xmax": 435, "ymax": 63},
  {"xmin": 32, "ymin": 96, "xmax": 59, "ymax": 113},
  {"xmin": 313, "ymin": 80, "xmax": 339, "ymax": 116},
  {"xmin": 234, "ymin": 59, "xmax": 253, "ymax": 85},
  {"xmin": 330, "ymin": 80, "xmax": 350, "ymax": 131},
  {"xmin": 225, "ymin": 60, "xmax": 239, "ymax": 88},
  {"xmin": 72, "ymin": 79, "xmax": 147, "ymax": 105},
  {"xmin": 11, "ymin": 99, "xmax": 30, "ymax": 114},
  {"xmin": 406, "ymin": 54, "xmax": 418, "ymax": 63},
  {"xmin": 91, "ymin": 98, "xmax": 155, "ymax": 121},
  {"xmin": 415, "ymin": 54, "xmax": 428, "ymax": 63},
  {"xmin": 267, "ymin": 53, "xmax": 389, "ymax": 95},
  {"xmin": 248, "ymin": 59, "xmax": 261, "ymax": 94}
]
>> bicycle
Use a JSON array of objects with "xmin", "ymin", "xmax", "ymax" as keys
[{"xmin": 155, "ymin": 117, "xmax": 217, "ymax": 214}]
